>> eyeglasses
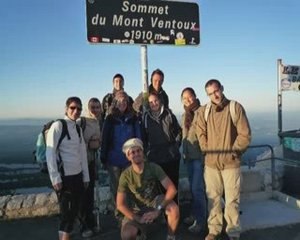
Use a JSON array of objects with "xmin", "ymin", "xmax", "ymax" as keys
[
  {"xmin": 69, "ymin": 106, "xmax": 82, "ymax": 111},
  {"xmin": 207, "ymin": 89, "xmax": 220, "ymax": 96}
]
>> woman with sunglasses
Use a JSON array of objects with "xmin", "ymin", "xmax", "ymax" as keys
[{"xmin": 46, "ymin": 96, "xmax": 90, "ymax": 240}]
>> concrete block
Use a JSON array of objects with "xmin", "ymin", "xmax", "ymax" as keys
[
  {"xmin": 6, "ymin": 195, "xmax": 25, "ymax": 210},
  {"xmin": 241, "ymin": 191, "xmax": 272, "ymax": 202},
  {"xmin": 273, "ymin": 191, "xmax": 300, "ymax": 210},
  {"xmin": 22, "ymin": 194, "xmax": 36, "ymax": 209},
  {"xmin": 241, "ymin": 168, "xmax": 263, "ymax": 193},
  {"xmin": 0, "ymin": 195, "xmax": 11, "ymax": 209},
  {"xmin": 34, "ymin": 193, "xmax": 49, "ymax": 206}
]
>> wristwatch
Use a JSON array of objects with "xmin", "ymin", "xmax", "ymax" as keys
[{"xmin": 156, "ymin": 204, "xmax": 163, "ymax": 211}]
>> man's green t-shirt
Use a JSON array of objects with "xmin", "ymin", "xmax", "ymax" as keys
[{"xmin": 118, "ymin": 161, "xmax": 166, "ymax": 209}]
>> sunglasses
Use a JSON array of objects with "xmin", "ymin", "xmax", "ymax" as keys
[{"xmin": 69, "ymin": 106, "xmax": 82, "ymax": 111}]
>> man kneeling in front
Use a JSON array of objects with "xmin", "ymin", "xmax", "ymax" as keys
[{"xmin": 117, "ymin": 138, "xmax": 180, "ymax": 240}]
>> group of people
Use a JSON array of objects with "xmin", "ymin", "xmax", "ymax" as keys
[{"xmin": 45, "ymin": 69, "xmax": 251, "ymax": 240}]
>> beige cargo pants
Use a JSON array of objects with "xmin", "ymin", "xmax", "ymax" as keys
[{"xmin": 204, "ymin": 166, "xmax": 241, "ymax": 238}]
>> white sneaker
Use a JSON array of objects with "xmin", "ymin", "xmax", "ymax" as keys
[
  {"xmin": 188, "ymin": 220, "xmax": 202, "ymax": 233},
  {"xmin": 81, "ymin": 229, "xmax": 93, "ymax": 238}
]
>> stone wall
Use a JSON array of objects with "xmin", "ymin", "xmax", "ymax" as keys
[
  {"xmin": 0, "ymin": 180, "xmax": 191, "ymax": 220},
  {"xmin": 0, "ymin": 186, "xmax": 112, "ymax": 220},
  {"xmin": 0, "ymin": 168, "xmax": 275, "ymax": 220},
  {"xmin": 0, "ymin": 191, "xmax": 58, "ymax": 219}
]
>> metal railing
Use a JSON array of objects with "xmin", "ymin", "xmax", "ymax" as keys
[
  {"xmin": 246, "ymin": 144, "xmax": 275, "ymax": 189},
  {"xmin": 246, "ymin": 144, "xmax": 300, "ymax": 190}
]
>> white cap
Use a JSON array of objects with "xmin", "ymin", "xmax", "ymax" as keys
[{"xmin": 122, "ymin": 138, "xmax": 143, "ymax": 155}]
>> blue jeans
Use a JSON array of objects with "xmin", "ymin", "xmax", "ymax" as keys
[
  {"xmin": 107, "ymin": 165, "xmax": 128, "ymax": 220},
  {"xmin": 107, "ymin": 165, "xmax": 127, "ymax": 204},
  {"xmin": 186, "ymin": 160, "xmax": 207, "ymax": 227}
]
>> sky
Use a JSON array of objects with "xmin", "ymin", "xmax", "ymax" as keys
[{"xmin": 1, "ymin": 0, "xmax": 300, "ymax": 120}]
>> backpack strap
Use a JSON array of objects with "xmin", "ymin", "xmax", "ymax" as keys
[
  {"xmin": 75, "ymin": 124, "xmax": 81, "ymax": 140},
  {"xmin": 204, "ymin": 102, "xmax": 212, "ymax": 122},
  {"xmin": 56, "ymin": 119, "xmax": 70, "ymax": 177},
  {"xmin": 42, "ymin": 120, "xmax": 55, "ymax": 143},
  {"xmin": 79, "ymin": 116, "xmax": 87, "ymax": 133},
  {"xmin": 229, "ymin": 100, "xmax": 237, "ymax": 127},
  {"xmin": 56, "ymin": 119, "xmax": 70, "ymax": 149},
  {"xmin": 204, "ymin": 101, "xmax": 237, "ymax": 126}
]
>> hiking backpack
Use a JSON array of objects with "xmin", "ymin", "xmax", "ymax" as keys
[
  {"xmin": 34, "ymin": 118, "xmax": 83, "ymax": 173},
  {"xmin": 34, "ymin": 119, "xmax": 70, "ymax": 173},
  {"xmin": 204, "ymin": 100, "xmax": 237, "ymax": 126}
]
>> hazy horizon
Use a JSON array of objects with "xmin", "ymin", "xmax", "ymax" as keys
[
  {"xmin": 0, "ymin": 110, "xmax": 299, "ymax": 130},
  {"xmin": 1, "ymin": 0, "xmax": 300, "ymax": 119},
  {"xmin": 1, "ymin": 111, "xmax": 299, "ymax": 165}
]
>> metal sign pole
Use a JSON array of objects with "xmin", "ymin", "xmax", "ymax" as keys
[
  {"xmin": 277, "ymin": 58, "xmax": 283, "ymax": 144},
  {"xmin": 141, "ymin": 45, "xmax": 149, "ymax": 113}
]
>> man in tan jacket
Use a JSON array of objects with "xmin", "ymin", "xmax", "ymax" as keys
[{"xmin": 195, "ymin": 79, "xmax": 251, "ymax": 240}]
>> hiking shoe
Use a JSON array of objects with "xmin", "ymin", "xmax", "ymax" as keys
[
  {"xmin": 188, "ymin": 220, "xmax": 202, "ymax": 234},
  {"xmin": 205, "ymin": 233, "xmax": 217, "ymax": 240},
  {"xmin": 93, "ymin": 226, "xmax": 101, "ymax": 234},
  {"xmin": 183, "ymin": 215, "xmax": 195, "ymax": 225},
  {"xmin": 81, "ymin": 229, "xmax": 93, "ymax": 238}
]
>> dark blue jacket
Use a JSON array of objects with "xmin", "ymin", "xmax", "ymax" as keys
[{"xmin": 101, "ymin": 112, "xmax": 142, "ymax": 168}]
